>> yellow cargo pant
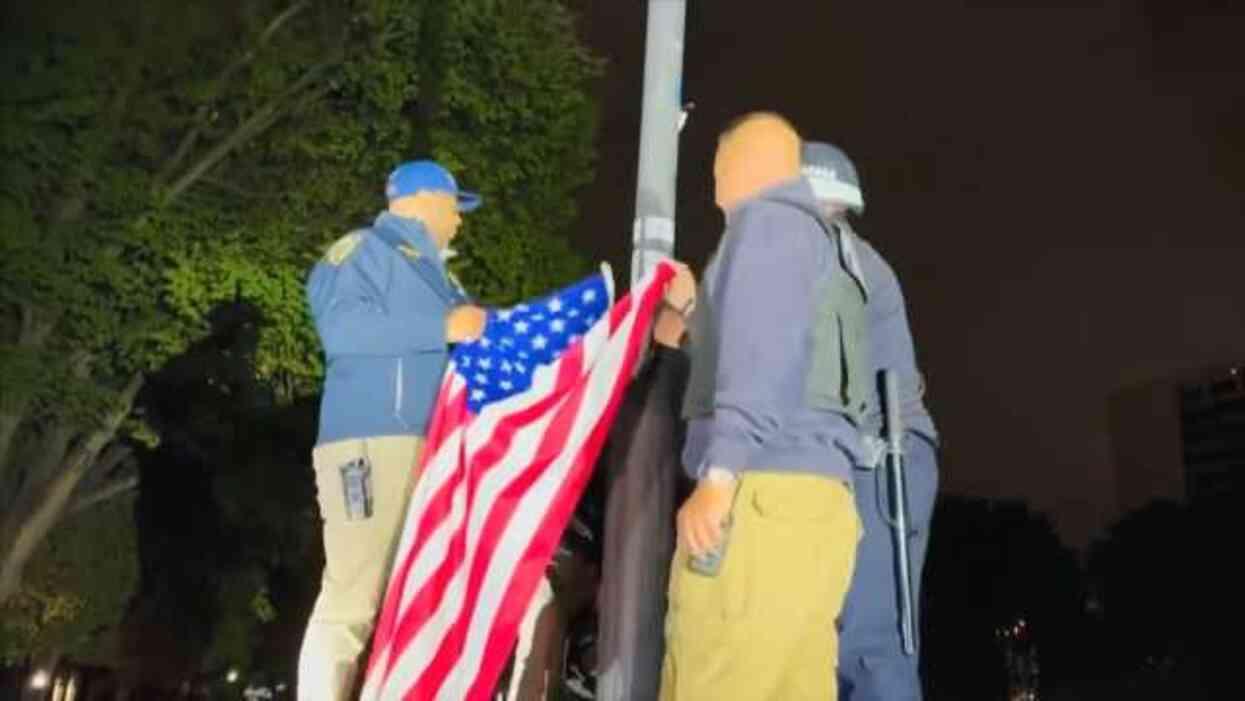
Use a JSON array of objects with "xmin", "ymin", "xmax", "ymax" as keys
[
  {"xmin": 659, "ymin": 472, "xmax": 861, "ymax": 701},
  {"xmin": 297, "ymin": 435, "xmax": 424, "ymax": 701}
]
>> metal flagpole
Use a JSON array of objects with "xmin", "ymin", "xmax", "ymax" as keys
[
  {"xmin": 595, "ymin": 4, "xmax": 688, "ymax": 701},
  {"xmin": 629, "ymin": 0, "xmax": 688, "ymax": 289}
]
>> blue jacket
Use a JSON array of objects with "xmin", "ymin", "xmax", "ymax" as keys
[
  {"xmin": 681, "ymin": 178, "xmax": 868, "ymax": 483},
  {"xmin": 306, "ymin": 212, "xmax": 468, "ymax": 445}
]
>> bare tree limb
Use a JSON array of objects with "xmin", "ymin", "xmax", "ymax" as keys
[
  {"xmin": 290, "ymin": 82, "xmax": 335, "ymax": 116},
  {"xmin": 76, "ymin": 442, "xmax": 134, "ymax": 495},
  {"xmin": 61, "ymin": 373, "xmax": 145, "ymax": 474},
  {"xmin": 66, "ymin": 474, "xmax": 139, "ymax": 517},
  {"xmin": 26, "ymin": 424, "xmax": 77, "ymax": 492},
  {"xmin": 0, "ymin": 372, "xmax": 142, "ymax": 603},
  {"xmin": 15, "ymin": 303, "xmax": 58, "ymax": 347},
  {"xmin": 200, "ymin": 176, "xmax": 285, "ymax": 200},
  {"xmin": 18, "ymin": 302, "xmax": 33, "ymax": 343},
  {"xmin": 0, "ymin": 307, "xmax": 67, "ymax": 492},
  {"xmin": 69, "ymin": 350, "xmax": 94, "ymax": 379},
  {"xmin": 163, "ymin": 56, "xmax": 338, "ymax": 204},
  {"xmin": 0, "ymin": 384, "xmax": 138, "ymax": 601},
  {"xmin": 157, "ymin": 0, "xmax": 314, "ymax": 185}
]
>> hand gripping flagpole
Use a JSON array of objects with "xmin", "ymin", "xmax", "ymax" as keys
[{"xmin": 882, "ymin": 369, "xmax": 918, "ymax": 655}]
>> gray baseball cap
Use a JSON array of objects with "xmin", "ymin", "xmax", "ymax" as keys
[{"xmin": 801, "ymin": 141, "xmax": 864, "ymax": 213}]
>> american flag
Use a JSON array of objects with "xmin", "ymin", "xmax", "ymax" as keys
[{"xmin": 359, "ymin": 260, "xmax": 676, "ymax": 701}]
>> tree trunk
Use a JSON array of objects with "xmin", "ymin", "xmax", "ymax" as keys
[
  {"xmin": 0, "ymin": 411, "xmax": 28, "ymax": 509},
  {"xmin": 0, "ymin": 450, "xmax": 95, "ymax": 602},
  {"xmin": 0, "ymin": 306, "xmax": 58, "ymax": 482},
  {"xmin": 0, "ymin": 413, "xmax": 26, "ymax": 484},
  {"xmin": 0, "ymin": 374, "xmax": 142, "ymax": 604}
]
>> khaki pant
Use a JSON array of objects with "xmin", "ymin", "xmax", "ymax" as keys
[
  {"xmin": 298, "ymin": 435, "xmax": 424, "ymax": 701},
  {"xmin": 659, "ymin": 473, "xmax": 861, "ymax": 701}
]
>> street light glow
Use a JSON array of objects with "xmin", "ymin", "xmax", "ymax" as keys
[
  {"xmin": 29, "ymin": 669, "xmax": 51, "ymax": 689},
  {"xmin": 227, "ymin": 668, "xmax": 240, "ymax": 684}
]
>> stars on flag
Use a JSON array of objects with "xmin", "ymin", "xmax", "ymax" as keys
[{"xmin": 453, "ymin": 273, "xmax": 610, "ymax": 412}]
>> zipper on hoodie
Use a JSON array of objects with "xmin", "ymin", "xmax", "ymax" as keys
[{"xmin": 394, "ymin": 357, "xmax": 408, "ymax": 428}]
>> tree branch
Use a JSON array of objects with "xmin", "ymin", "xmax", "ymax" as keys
[
  {"xmin": 0, "ymin": 374, "xmax": 143, "ymax": 603},
  {"xmin": 16, "ymin": 302, "xmax": 58, "ymax": 347},
  {"xmin": 18, "ymin": 302, "xmax": 33, "ymax": 343},
  {"xmin": 69, "ymin": 350, "xmax": 94, "ymax": 379},
  {"xmin": 77, "ymin": 442, "xmax": 134, "ymax": 495},
  {"xmin": 157, "ymin": 0, "xmax": 313, "ymax": 185},
  {"xmin": 200, "ymin": 176, "xmax": 285, "ymax": 200},
  {"xmin": 27, "ymin": 424, "xmax": 77, "ymax": 491},
  {"xmin": 66, "ymin": 474, "xmax": 138, "ymax": 517},
  {"xmin": 61, "ymin": 373, "xmax": 144, "ymax": 477},
  {"xmin": 0, "ymin": 307, "xmax": 65, "ymax": 496},
  {"xmin": 162, "ymin": 57, "xmax": 338, "ymax": 204}
]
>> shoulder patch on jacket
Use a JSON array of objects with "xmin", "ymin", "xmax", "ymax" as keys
[{"xmin": 322, "ymin": 231, "xmax": 365, "ymax": 265}]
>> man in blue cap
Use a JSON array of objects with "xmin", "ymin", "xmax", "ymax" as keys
[
  {"xmin": 298, "ymin": 160, "xmax": 489, "ymax": 700},
  {"xmin": 802, "ymin": 141, "xmax": 941, "ymax": 701}
]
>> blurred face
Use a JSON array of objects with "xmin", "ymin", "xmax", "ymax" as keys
[
  {"xmin": 713, "ymin": 113, "xmax": 801, "ymax": 215},
  {"xmin": 713, "ymin": 135, "xmax": 745, "ymax": 213},
  {"xmin": 419, "ymin": 192, "xmax": 463, "ymax": 250},
  {"xmin": 391, "ymin": 192, "xmax": 462, "ymax": 249}
]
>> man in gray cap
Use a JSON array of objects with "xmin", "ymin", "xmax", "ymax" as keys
[{"xmin": 802, "ymin": 141, "xmax": 941, "ymax": 701}]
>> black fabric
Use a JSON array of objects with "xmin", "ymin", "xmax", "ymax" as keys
[{"xmin": 594, "ymin": 345, "xmax": 692, "ymax": 701}]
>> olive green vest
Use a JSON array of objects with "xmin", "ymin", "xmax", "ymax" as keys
[{"xmin": 681, "ymin": 209, "xmax": 872, "ymax": 426}]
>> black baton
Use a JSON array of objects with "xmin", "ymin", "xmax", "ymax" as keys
[{"xmin": 882, "ymin": 369, "xmax": 917, "ymax": 655}]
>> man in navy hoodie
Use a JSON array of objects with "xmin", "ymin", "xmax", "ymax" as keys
[
  {"xmin": 660, "ymin": 113, "xmax": 869, "ymax": 700},
  {"xmin": 298, "ymin": 160, "xmax": 489, "ymax": 700}
]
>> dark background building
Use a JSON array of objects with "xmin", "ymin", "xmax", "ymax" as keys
[
  {"xmin": 1108, "ymin": 363, "xmax": 1244, "ymax": 516},
  {"xmin": 1179, "ymin": 366, "xmax": 1245, "ymax": 504}
]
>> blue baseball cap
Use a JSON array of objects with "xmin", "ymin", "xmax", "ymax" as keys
[{"xmin": 385, "ymin": 160, "xmax": 482, "ymax": 212}]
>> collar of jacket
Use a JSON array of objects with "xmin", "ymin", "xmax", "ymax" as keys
[{"xmin": 373, "ymin": 211, "xmax": 444, "ymax": 268}]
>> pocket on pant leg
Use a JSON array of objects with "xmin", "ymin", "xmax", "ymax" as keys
[
  {"xmin": 310, "ymin": 440, "xmax": 405, "ymax": 621},
  {"xmin": 743, "ymin": 476, "xmax": 859, "ymax": 622},
  {"xmin": 666, "ymin": 541, "xmax": 736, "ymax": 620},
  {"xmin": 667, "ymin": 504, "xmax": 755, "ymax": 623},
  {"xmin": 665, "ymin": 475, "xmax": 838, "ymax": 623},
  {"xmin": 662, "ymin": 544, "xmax": 740, "ymax": 699},
  {"xmin": 311, "ymin": 440, "xmax": 371, "ymax": 526}
]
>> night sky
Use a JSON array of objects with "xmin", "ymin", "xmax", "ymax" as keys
[{"xmin": 570, "ymin": 1, "xmax": 1245, "ymax": 551}]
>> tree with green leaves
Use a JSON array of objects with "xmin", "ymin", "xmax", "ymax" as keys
[
  {"xmin": 0, "ymin": 0, "xmax": 600, "ymax": 608},
  {"xmin": 100, "ymin": 300, "xmax": 314, "ymax": 691},
  {"xmin": 0, "ymin": 495, "xmax": 138, "ymax": 667}
]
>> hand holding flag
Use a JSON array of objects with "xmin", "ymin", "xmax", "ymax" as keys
[{"xmin": 360, "ymin": 260, "xmax": 677, "ymax": 701}]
